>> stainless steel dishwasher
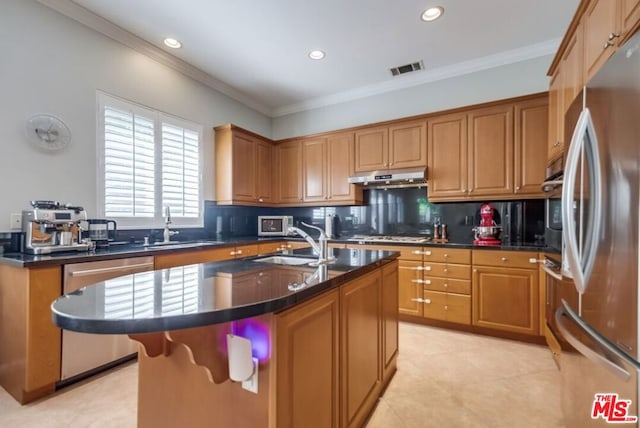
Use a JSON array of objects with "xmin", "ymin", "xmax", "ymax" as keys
[{"xmin": 61, "ymin": 256, "xmax": 154, "ymax": 382}]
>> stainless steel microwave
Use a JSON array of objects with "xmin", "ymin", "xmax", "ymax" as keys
[{"xmin": 258, "ymin": 216, "xmax": 293, "ymax": 236}]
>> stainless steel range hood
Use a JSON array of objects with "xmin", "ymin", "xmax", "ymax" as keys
[{"xmin": 348, "ymin": 167, "xmax": 427, "ymax": 189}]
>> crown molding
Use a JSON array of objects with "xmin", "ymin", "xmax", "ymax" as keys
[
  {"xmin": 37, "ymin": 0, "xmax": 272, "ymax": 116},
  {"xmin": 37, "ymin": 0, "xmax": 559, "ymax": 119},
  {"xmin": 272, "ymin": 38, "xmax": 560, "ymax": 117}
]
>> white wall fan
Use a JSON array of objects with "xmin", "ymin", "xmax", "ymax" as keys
[{"xmin": 25, "ymin": 113, "xmax": 71, "ymax": 151}]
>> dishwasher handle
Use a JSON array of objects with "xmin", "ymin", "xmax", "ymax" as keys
[{"xmin": 68, "ymin": 262, "xmax": 154, "ymax": 278}]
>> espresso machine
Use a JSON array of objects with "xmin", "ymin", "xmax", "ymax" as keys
[{"xmin": 22, "ymin": 201, "xmax": 89, "ymax": 254}]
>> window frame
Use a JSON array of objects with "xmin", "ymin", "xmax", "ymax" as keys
[{"xmin": 96, "ymin": 92, "xmax": 204, "ymax": 229}]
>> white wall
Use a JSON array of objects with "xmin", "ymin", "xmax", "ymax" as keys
[
  {"xmin": 272, "ymin": 55, "xmax": 552, "ymax": 139},
  {"xmin": 0, "ymin": 0, "xmax": 271, "ymax": 232}
]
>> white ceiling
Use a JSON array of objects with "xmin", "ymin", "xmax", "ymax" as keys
[{"xmin": 48, "ymin": 0, "xmax": 579, "ymax": 117}]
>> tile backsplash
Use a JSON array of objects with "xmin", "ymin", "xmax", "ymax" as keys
[
  {"xmin": 204, "ymin": 187, "xmax": 545, "ymax": 245},
  {"xmin": 4, "ymin": 188, "xmax": 545, "ymax": 253}
]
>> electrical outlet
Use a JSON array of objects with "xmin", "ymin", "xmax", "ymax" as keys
[{"xmin": 10, "ymin": 213, "xmax": 21, "ymax": 229}]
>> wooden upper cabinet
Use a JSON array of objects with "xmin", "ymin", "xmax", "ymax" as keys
[
  {"xmin": 388, "ymin": 120, "xmax": 427, "ymax": 169},
  {"xmin": 274, "ymin": 140, "xmax": 303, "ymax": 204},
  {"xmin": 583, "ymin": 0, "xmax": 620, "ymax": 81},
  {"xmin": 327, "ymin": 132, "xmax": 361, "ymax": 202},
  {"xmin": 231, "ymin": 132, "xmax": 256, "ymax": 202},
  {"xmin": 467, "ymin": 104, "xmax": 514, "ymax": 197},
  {"xmin": 354, "ymin": 126, "xmax": 388, "ymax": 171},
  {"xmin": 621, "ymin": 0, "xmax": 640, "ymax": 36},
  {"xmin": 354, "ymin": 122, "xmax": 427, "ymax": 172},
  {"xmin": 215, "ymin": 125, "xmax": 273, "ymax": 205},
  {"xmin": 256, "ymin": 140, "xmax": 273, "ymax": 203},
  {"xmin": 427, "ymin": 112, "xmax": 468, "ymax": 200},
  {"xmin": 547, "ymin": 68, "xmax": 564, "ymax": 162},
  {"xmin": 302, "ymin": 138, "xmax": 327, "ymax": 203},
  {"xmin": 562, "ymin": 23, "xmax": 584, "ymax": 117},
  {"xmin": 514, "ymin": 97, "xmax": 548, "ymax": 197},
  {"xmin": 301, "ymin": 133, "xmax": 362, "ymax": 205}
]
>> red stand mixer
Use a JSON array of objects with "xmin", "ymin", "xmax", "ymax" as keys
[{"xmin": 473, "ymin": 203, "xmax": 502, "ymax": 246}]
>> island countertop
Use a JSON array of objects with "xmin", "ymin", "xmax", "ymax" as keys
[{"xmin": 51, "ymin": 248, "xmax": 399, "ymax": 335}]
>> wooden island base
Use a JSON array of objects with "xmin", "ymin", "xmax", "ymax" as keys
[{"xmin": 129, "ymin": 260, "xmax": 399, "ymax": 428}]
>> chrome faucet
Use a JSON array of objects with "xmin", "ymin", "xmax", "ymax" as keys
[
  {"xmin": 287, "ymin": 222, "xmax": 334, "ymax": 265},
  {"xmin": 163, "ymin": 206, "xmax": 179, "ymax": 243}
]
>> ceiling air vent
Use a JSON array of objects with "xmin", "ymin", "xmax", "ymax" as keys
[{"xmin": 390, "ymin": 60, "xmax": 424, "ymax": 76}]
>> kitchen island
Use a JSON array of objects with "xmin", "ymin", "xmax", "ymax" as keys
[{"xmin": 51, "ymin": 248, "xmax": 399, "ymax": 428}]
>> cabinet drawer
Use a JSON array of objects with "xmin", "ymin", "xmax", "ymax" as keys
[
  {"xmin": 423, "ymin": 291, "xmax": 471, "ymax": 325},
  {"xmin": 423, "ymin": 277, "xmax": 470, "ymax": 295},
  {"xmin": 423, "ymin": 263, "xmax": 470, "ymax": 280},
  {"xmin": 472, "ymin": 250, "xmax": 538, "ymax": 269},
  {"xmin": 422, "ymin": 247, "xmax": 470, "ymax": 264},
  {"xmin": 233, "ymin": 244, "xmax": 259, "ymax": 258}
]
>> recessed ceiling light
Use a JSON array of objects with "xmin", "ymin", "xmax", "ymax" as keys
[
  {"xmin": 421, "ymin": 6, "xmax": 444, "ymax": 22},
  {"xmin": 164, "ymin": 38, "xmax": 182, "ymax": 49},
  {"xmin": 309, "ymin": 50, "xmax": 326, "ymax": 60}
]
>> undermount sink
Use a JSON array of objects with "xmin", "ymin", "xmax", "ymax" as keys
[{"xmin": 252, "ymin": 256, "xmax": 317, "ymax": 266}]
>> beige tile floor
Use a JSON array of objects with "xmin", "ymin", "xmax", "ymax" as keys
[{"xmin": 0, "ymin": 322, "xmax": 563, "ymax": 427}]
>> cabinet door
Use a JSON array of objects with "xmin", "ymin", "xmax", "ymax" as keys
[
  {"xmin": 275, "ymin": 141, "xmax": 303, "ymax": 204},
  {"xmin": 583, "ymin": 0, "xmax": 620, "ymax": 81},
  {"xmin": 255, "ymin": 139, "xmax": 273, "ymax": 203},
  {"xmin": 354, "ymin": 126, "xmax": 388, "ymax": 172},
  {"xmin": 467, "ymin": 105, "xmax": 514, "ymax": 197},
  {"xmin": 562, "ymin": 24, "xmax": 584, "ymax": 119},
  {"xmin": 427, "ymin": 112, "xmax": 468, "ymax": 200},
  {"xmin": 381, "ymin": 261, "xmax": 399, "ymax": 385},
  {"xmin": 514, "ymin": 97, "xmax": 548, "ymax": 197},
  {"xmin": 398, "ymin": 260, "xmax": 423, "ymax": 316},
  {"xmin": 231, "ymin": 132, "xmax": 256, "ymax": 202},
  {"xmin": 327, "ymin": 132, "xmax": 360, "ymax": 202},
  {"xmin": 388, "ymin": 120, "xmax": 427, "ymax": 169},
  {"xmin": 621, "ymin": 0, "xmax": 640, "ymax": 36},
  {"xmin": 472, "ymin": 266, "xmax": 539, "ymax": 335},
  {"xmin": 276, "ymin": 289, "xmax": 340, "ymax": 428},
  {"xmin": 548, "ymin": 68, "xmax": 564, "ymax": 162},
  {"xmin": 341, "ymin": 270, "xmax": 382, "ymax": 428},
  {"xmin": 302, "ymin": 138, "xmax": 327, "ymax": 203}
]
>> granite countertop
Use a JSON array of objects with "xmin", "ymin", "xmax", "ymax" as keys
[
  {"xmin": 51, "ymin": 248, "xmax": 398, "ymax": 334},
  {"xmin": 0, "ymin": 235, "xmax": 547, "ymax": 268}
]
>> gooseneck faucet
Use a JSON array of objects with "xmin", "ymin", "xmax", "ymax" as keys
[
  {"xmin": 163, "ymin": 206, "xmax": 179, "ymax": 243},
  {"xmin": 287, "ymin": 222, "xmax": 334, "ymax": 265}
]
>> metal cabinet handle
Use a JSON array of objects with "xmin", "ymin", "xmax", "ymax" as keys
[
  {"xmin": 425, "ymin": 250, "xmax": 431, "ymax": 256},
  {"xmin": 608, "ymin": 32, "xmax": 620, "ymax": 41},
  {"xmin": 501, "ymin": 257, "xmax": 508, "ymax": 261},
  {"xmin": 411, "ymin": 298, "xmax": 426, "ymax": 303},
  {"xmin": 443, "ymin": 268, "xmax": 448, "ymax": 273},
  {"xmin": 444, "ymin": 283, "xmax": 448, "ymax": 288},
  {"xmin": 515, "ymin": 186, "xmax": 521, "ymax": 191},
  {"xmin": 424, "ymin": 298, "xmax": 431, "ymax": 304},
  {"xmin": 604, "ymin": 41, "xmax": 614, "ymax": 49},
  {"xmin": 443, "ymin": 253, "xmax": 448, "ymax": 258},
  {"xmin": 542, "ymin": 264, "xmax": 563, "ymax": 281},
  {"xmin": 424, "ymin": 279, "xmax": 431, "ymax": 285},
  {"xmin": 444, "ymin": 305, "xmax": 448, "ymax": 310},
  {"xmin": 424, "ymin": 266, "xmax": 432, "ymax": 271},
  {"xmin": 229, "ymin": 250, "xmax": 237, "ymax": 256},
  {"xmin": 69, "ymin": 262, "xmax": 154, "ymax": 277}
]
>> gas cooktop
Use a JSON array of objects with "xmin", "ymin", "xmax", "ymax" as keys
[{"xmin": 347, "ymin": 235, "xmax": 431, "ymax": 243}]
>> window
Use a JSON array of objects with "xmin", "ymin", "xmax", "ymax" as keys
[{"xmin": 97, "ymin": 93, "xmax": 203, "ymax": 228}]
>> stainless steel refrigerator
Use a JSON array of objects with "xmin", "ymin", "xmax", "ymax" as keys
[{"xmin": 557, "ymin": 30, "xmax": 640, "ymax": 427}]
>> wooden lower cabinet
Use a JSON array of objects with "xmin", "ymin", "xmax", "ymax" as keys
[
  {"xmin": 472, "ymin": 265, "xmax": 539, "ymax": 335},
  {"xmin": 275, "ymin": 289, "xmax": 340, "ymax": 428},
  {"xmin": 0, "ymin": 264, "xmax": 62, "ymax": 404},
  {"xmin": 423, "ymin": 290, "xmax": 471, "ymax": 325},
  {"xmin": 275, "ymin": 261, "xmax": 398, "ymax": 428},
  {"xmin": 341, "ymin": 269, "xmax": 382, "ymax": 428},
  {"xmin": 381, "ymin": 262, "xmax": 399, "ymax": 385},
  {"xmin": 155, "ymin": 244, "xmax": 259, "ymax": 269},
  {"xmin": 398, "ymin": 260, "xmax": 423, "ymax": 316}
]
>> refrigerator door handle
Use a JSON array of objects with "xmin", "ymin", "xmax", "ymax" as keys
[
  {"xmin": 556, "ymin": 299, "xmax": 639, "ymax": 381},
  {"xmin": 561, "ymin": 107, "xmax": 603, "ymax": 294}
]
